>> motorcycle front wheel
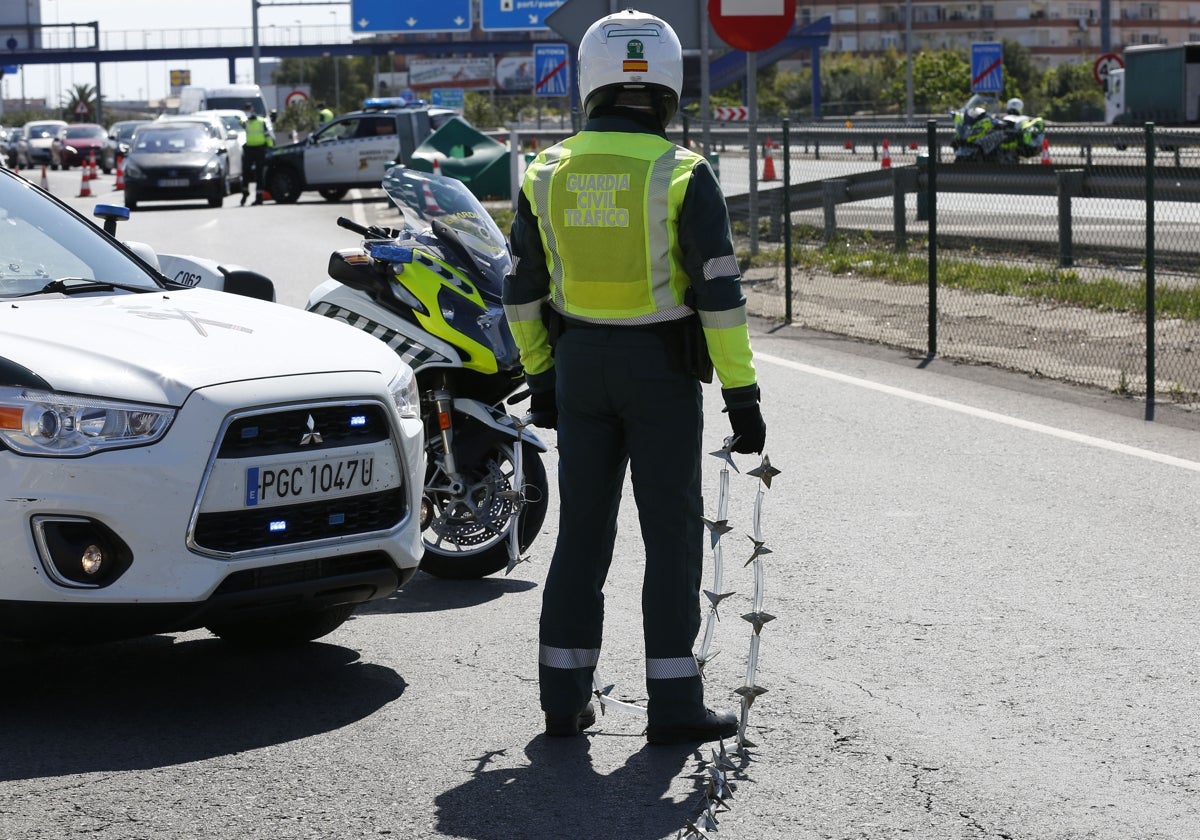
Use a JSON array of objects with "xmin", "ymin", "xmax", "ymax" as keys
[{"xmin": 420, "ymin": 439, "xmax": 549, "ymax": 579}]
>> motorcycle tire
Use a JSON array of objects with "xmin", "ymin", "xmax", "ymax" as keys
[{"xmin": 419, "ymin": 440, "xmax": 549, "ymax": 580}]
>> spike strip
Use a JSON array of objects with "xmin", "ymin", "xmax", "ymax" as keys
[
  {"xmin": 737, "ymin": 468, "xmax": 772, "ymax": 748},
  {"xmin": 697, "ymin": 465, "xmax": 730, "ymax": 664}
]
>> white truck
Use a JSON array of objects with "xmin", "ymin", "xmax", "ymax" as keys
[
  {"xmin": 180, "ymin": 84, "xmax": 273, "ymax": 129},
  {"xmin": 0, "ymin": 172, "xmax": 426, "ymax": 646}
]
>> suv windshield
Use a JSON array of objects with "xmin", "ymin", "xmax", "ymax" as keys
[{"xmin": 0, "ymin": 170, "xmax": 162, "ymax": 297}]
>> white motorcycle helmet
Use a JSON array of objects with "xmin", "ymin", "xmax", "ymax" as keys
[
  {"xmin": 578, "ymin": 10, "xmax": 683, "ymax": 127},
  {"xmin": 1006, "ymin": 97, "xmax": 1024, "ymax": 115}
]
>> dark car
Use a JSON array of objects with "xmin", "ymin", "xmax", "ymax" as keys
[
  {"xmin": 55, "ymin": 123, "xmax": 116, "ymax": 172},
  {"xmin": 105, "ymin": 119, "xmax": 152, "ymax": 162},
  {"xmin": 122, "ymin": 122, "xmax": 233, "ymax": 209}
]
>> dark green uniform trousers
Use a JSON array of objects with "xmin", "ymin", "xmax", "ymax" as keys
[{"xmin": 538, "ymin": 321, "xmax": 706, "ymax": 727}]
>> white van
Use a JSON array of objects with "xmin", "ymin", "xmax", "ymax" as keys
[{"xmin": 180, "ymin": 85, "xmax": 271, "ymax": 129}]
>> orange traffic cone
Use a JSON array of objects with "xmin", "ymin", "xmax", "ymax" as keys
[
  {"xmin": 88, "ymin": 150, "xmax": 98, "ymax": 180},
  {"xmin": 77, "ymin": 166, "xmax": 92, "ymax": 198},
  {"xmin": 114, "ymin": 156, "xmax": 125, "ymax": 190},
  {"xmin": 1040, "ymin": 137, "xmax": 1051, "ymax": 165},
  {"xmin": 432, "ymin": 157, "xmax": 441, "ymax": 175},
  {"xmin": 760, "ymin": 138, "xmax": 777, "ymax": 182},
  {"xmin": 881, "ymin": 138, "xmax": 892, "ymax": 168},
  {"xmin": 39, "ymin": 165, "xmax": 49, "ymax": 191}
]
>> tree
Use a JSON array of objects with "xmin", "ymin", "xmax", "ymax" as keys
[
  {"xmin": 64, "ymin": 83, "xmax": 97, "ymax": 121},
  {"xmin": 1037, "ymin": 60, "xmax": 1105, "ymax": 121}
]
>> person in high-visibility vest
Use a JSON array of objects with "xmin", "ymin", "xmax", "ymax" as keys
[
  {"xmin": 503, "ymin": 9, "xmax": 766, "ymax": 745},
  {"xmin": 241, "ymin": 103, "xmax": 274, "ymax": 206},
  {"xmin": 317, "ymin": 102, "xmax": 334, "ymax": 124}
]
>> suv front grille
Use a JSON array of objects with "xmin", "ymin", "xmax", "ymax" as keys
[
  {"xmin": 191, "ymin": 401, "xmax": 407, "ymax": 555},
  {"xmin": 212, "ymin": 552, "xmax": 395, "ymax": 596}
]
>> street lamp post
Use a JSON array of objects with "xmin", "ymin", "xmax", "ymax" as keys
[{"xmin": 330, "ymin": 11, "xmax": 340, "ymax": 112}]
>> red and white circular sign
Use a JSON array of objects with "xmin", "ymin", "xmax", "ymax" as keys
[
  {"xmin": 285, "ymin": 89, "xmax": 310, "ymax": 107},
  {"xmin": 708, "ymin": 0, "xmax": 798, "ymax": 52},
  {"xmin": 1093, "ymin": 52, "xmax": 1124, "ymax": 86}
]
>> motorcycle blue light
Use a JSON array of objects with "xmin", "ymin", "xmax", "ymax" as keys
[
  {"xmin": 350, "ymin": 415, "xmax": 367, "ymax": 427},
  {"xmin": 370, "ymin": 244, "xmax": 414, "ymax": 264},
  {"xmin": 269, "ymin": 520, "xmax": 287, "ymax": 532}
]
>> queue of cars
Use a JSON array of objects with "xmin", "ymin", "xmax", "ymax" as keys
[{"xmin": 5, "ymin": 97, "xmax": 458, "ymax": 210}]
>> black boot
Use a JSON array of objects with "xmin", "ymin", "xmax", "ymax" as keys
[
  {"xmin": 645, "ymin": 708, "xmax": 737, "ymax": 745},
  {"xmin": 544, "ymin": 702, "xmax": 596, "ymax": 737}
]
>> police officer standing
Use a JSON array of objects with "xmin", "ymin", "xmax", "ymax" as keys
[
  {"xmin": 317, "ymin": 102, "xmax": 334, "ymax": 124},
  {"xmin": 503, "ymin": 10, "xmax": 766, "ymax": 745},
  {"xmin": 241, "ymin": 103, "xmax": 273, "ymax": 206}
]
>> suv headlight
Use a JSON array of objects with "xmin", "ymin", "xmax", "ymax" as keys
[
  {"xmin": 388, "ymin": 366, "xmax": 419, "ymax": 420},
  {"xmin": 0, "ymin": 388, "xmax": 175, "ymax": 456}
]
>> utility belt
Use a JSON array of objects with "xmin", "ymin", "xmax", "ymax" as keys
[{"xmin": 544, "ymin": 306, "xmax": 713, "ymax": 384}]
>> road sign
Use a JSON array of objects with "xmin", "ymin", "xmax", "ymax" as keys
[
  {"xmin": 712, "ymin": 106, "xmax": 749, "ymax": 121},
  {"xmin": 708, "ymin": 0, "xmax": 797, "ymax": 52},
  {"xmin": 546, "ymin": 0, "xmax": 713, "ymax": 49},
  {"xmin": 971, "ymin": 42, "xmax": 1004, "ymax": 93},
  {"xmin": 431, "ymin": 88, "xmax": 465, "ymax": 108},
  {"xmin": 351, "ymin": 0, "xmax": 471, "ymax": 33},
  {"xmin": 284, "ymin": 89, "xmax": 310, "ymax": 107},
  {"xmin": 533, "ymin": 43, "xmax": 570, "ymax": 97},
  {"xmin": 1093, "ymin": 52, "xmax": 1124, "ymax": 86},
  {"xmin": 481, "ymin": 0, "xmax": 565, "ymax": 31}
]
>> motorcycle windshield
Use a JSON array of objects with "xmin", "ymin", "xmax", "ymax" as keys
[{"xmin": 381, "ymin": 167, "xmax": 512, "ymax": 286}]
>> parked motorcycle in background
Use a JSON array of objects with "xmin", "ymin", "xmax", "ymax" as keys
[
  {"xmin": 950, "ymin": 95, "xmax": 1046, "ymax": 163},
  {"xmin": 307, "ymin": 168, "xmax": 549, "ymax": 579}
]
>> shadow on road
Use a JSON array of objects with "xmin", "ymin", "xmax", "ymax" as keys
[
  {"xmin": 357, "ymin": 569, "xmax": 538, "ymax": 615},
  {"xmin": 434, "ymin": 735, "xmax": 705, "ymax": 840},
  {"xmin": 0, "ymin": 637, "xmax": 405, "ymax": 781}
]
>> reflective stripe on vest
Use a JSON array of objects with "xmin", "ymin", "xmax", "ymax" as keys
[{"xmin": 523, "ymin": 132, "xmax": 703, "ymax": 324}]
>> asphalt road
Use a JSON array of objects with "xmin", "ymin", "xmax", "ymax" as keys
[{"xmin": 3, "ymin": 170, "xmax": 1200, "ymax": 839}]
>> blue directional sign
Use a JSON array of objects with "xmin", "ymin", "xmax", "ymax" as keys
[
  {"xmin": 533, "ymin": 43, "xmax": 570, "ymax": 97},
  {"xmin": 971, "ymin": 42, "xmax": 1004, "ymax": 93},
  {"xmin": 431, "ymin": 88, "xmax": 465, "ymax": 109},
  {"xmin": 481, "ymin": 0, "xmax": 566, "ymax": 32},
  {"xmin": 351, "ymin": 0, "xmax": 472, "ymax": 34}
]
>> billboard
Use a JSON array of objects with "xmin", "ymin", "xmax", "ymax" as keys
[
  {"xmin": 496, "ymin": 56, "xmax": 535, "ymax": 92},
  {"xmin": 408, "ymin": 57, "xmax": 494, "ymax": 90}
]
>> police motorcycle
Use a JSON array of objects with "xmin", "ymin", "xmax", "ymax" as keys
[
  {"xmin": 950, "ymin": 95, "xmax": 1046, "ymax": 163},
  {"xmin": 307, "ymin": 167, "xmax": 548, "ymax": 579}
]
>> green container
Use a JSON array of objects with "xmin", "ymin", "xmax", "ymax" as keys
[{"xmin": 408, "ymin": 117, "xmax": 512, "ymax": 200}]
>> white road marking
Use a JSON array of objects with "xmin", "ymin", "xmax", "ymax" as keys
[{"xmin": 756, "ymin": 352, "xmax": 1200, "ymax": 473}]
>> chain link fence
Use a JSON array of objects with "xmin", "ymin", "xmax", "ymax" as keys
[{"xmin": 694, "ymin": 117, "xmax": 1200, "ymax": 416}]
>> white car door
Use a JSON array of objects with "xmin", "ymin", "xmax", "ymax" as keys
[{"xmin": 304, "ymin": 116, "xmax": 400, "ymax": 186}]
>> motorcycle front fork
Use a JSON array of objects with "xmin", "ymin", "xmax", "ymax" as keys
[{"xmin": 430, "ymin": 385, "xmax": 465, "ymax": 497}]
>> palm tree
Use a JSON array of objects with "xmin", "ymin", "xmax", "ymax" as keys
[{"xmin": 64, "ymin": 83, "xmax": 98, "ymax": 122}]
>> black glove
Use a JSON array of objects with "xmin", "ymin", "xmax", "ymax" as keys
[
  {"xmin": 528, "ymin": 389, "xmax": 558, "ymax": 430},
  {"xmin": 723, "ymin": 386, "xmax": 766, "ymax": 454}
]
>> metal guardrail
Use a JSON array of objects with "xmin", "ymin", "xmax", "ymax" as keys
[{"xmin": 734, "ymin": 162, "xmax": 1199, "ymax": 267}]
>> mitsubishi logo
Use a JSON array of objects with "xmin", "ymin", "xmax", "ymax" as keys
[{"xmin": 300, "ymin": 415, "xmax": 323, "ymax": 446}]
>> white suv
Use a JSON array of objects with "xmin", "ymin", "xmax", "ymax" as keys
[{"xmin": 0, "ymin": 170, "xmax": 425, "ymax": 645}]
